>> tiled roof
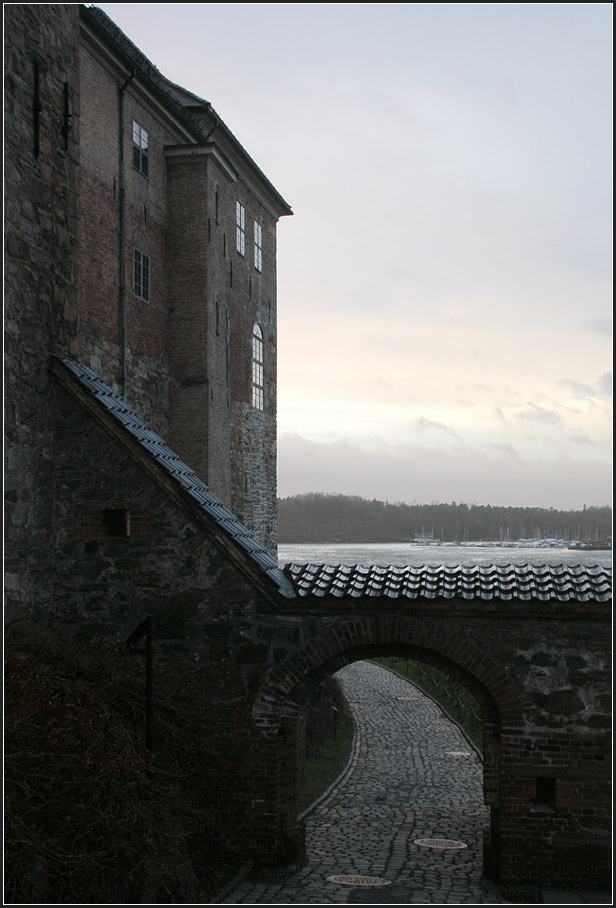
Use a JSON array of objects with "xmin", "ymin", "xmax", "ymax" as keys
[
  {"xmin": 81, "ymin": 6, "xmax": 292, "ymax": 218},
  {"xmin": 284, "ymin": 563, "xmax": 612, "ymax": 602},
  {"xmin": 57, "ymin": 360, "xmax": 285, "ymax": 593}
]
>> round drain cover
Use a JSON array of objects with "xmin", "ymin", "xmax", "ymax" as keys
[
  {"xmin": 414, "ymin": 838, "xmax": 468, "ymax": 850},
  {"xmin": 327, "ymin": 875, "xmax": 392, "ymax": 887}
]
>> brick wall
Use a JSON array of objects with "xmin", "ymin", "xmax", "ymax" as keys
[
  {"xmin": 167, "ymin": 151, "xmax": 279, "ymax": 552},
  {"xmin": 77, "ymin": 37, "xmax": 174, "ymax": 435}
]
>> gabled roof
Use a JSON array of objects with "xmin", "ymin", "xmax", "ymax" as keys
[
  {"xmin": 53, "ymin": 359, "xmax": 295, "ymax": 601},
  {"xmin": 285, "ymin": 562, "xmax": 612, "ymax": 603},
  {"xmin": 80, "ymin": 5, "xmax": 293, "ymax": 219}
]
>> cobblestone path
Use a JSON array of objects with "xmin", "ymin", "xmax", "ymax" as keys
[{"xmin": 225, "ymin": 661, "xmax": 510, "ymax": 904}]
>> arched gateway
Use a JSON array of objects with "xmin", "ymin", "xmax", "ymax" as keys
[
  {"xmin": 241, "ymin": 563, "xmax": 611, "ymax": 888},
  {"xmin": 250, "ymin": 611, "xmax": 512, "ymax": 879},
  {"xmin": 51, "ymin": 362, "xmax": 612, "ymax": 891}
]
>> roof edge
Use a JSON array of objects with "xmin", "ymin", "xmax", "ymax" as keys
[{"xmin": 51, "ymin": 358, "xmax": 296, "ymax": 604}]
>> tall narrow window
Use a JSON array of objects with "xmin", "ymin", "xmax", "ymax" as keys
[
  {"xmin": 132, "ymin": 120, "xmax": 149, "ymax": 177},
  {"xmin": 252, "ymin": 323, "xmax": 264, "ymax": 410},
  {"xmin": 236, "ymin": 201, "xmax": 245, "ymax": 256},
  {"xmin": 133, "ymin": 248, "xmax": 150, "ymax": 302},
  {"xmin": 254, "ymin": 220, "xmax": 262, "ymax": 272}
]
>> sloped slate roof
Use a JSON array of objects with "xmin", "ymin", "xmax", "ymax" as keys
[
  {"xmin": 57, "ymin": 360, "xmax": 285, "ymax": 593},
  {"xmin": 284, "ymin": 562, "xmax": 612, "ymax": 602},
  {"xmin": 81, "ymin": 5, "xmax": 292, "ymax": 217}
]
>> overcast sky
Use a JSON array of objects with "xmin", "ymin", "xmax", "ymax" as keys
[{"xmin": 99, "ymin": 3, "xmax": 612, "ymax": 509}]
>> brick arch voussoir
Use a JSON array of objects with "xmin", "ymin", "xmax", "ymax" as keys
[{"xmin": 252, "ymin": 615, "xmax": 529, "ymax": 737}]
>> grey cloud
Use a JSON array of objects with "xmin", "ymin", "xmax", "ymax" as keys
[
  {"xmin": 484, "ymin": 441, "xmax": 518, "ymax": 455},
  {"xmin": 582, "ymin": 318, "xmax": 612, "ymax": 337},
  {"xmin": 277, "ymin": 433, "xmax": 611, "ymax": 509},
  {"xmin": 597, "ymin": 372, "xmax": 613, "ymax": 397},
  {"xmin": 569, "ymin": 434, "xmax": 598, "ymax": 447},
  {"xmin": 560, "ymin": 372, "xmax": 612, "ymax": 401},
  {"xmin": 512, "ymin": 404, "xmax": 561, "ymax": 425},
  {"xmin": 415, "ymin": 416, "xmax": 458, "ymax": 437},
  {"xmin": 384, "ymin": 264, "xmax": 423, "ymax": 284}
]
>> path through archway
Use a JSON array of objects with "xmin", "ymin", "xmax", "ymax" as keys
[{"xmin": 231, "ymin": 660, "xmax": 508, "ymax": 903}]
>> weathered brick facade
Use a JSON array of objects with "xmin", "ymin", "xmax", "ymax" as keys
[{"xmin": 4, "ymin": 5, "xmax": 290, "ymax": 625}]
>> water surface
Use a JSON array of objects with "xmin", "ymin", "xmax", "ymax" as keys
[{"xmin": 278, "ymin": 542, "xmax": 612, "ymax": 568}]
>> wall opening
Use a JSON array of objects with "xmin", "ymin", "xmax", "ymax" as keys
[
  {"xmin": 535, "ymin": 777, "xmax": 557, "ymax": 808},
  {"xmin": 266, "ymin": 644, "xmax": 500, "ymax": 880},
  {"xmin": 102, "ymin": 508, "xmax": 130, "ymax": 537}
]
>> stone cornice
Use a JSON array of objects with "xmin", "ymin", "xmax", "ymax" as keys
[{"xmin": 164, "ymin": 143, "xmax": 237, "ymax": 183}]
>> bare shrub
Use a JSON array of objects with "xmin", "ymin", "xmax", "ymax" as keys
[{"xmin": 4, "ymin": 621, "xmax": 251, "ymax": 903}]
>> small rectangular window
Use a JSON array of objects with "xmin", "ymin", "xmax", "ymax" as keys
[
  {"xmin": 132, "ymin": 120, "xmax": 149, "ymax": 177},
  {"xmin": 102, "ymin": 509, "xmax": 130, "ymax": 537},
  {"xmin": 133, "ymin": 248, "xmax": 150, "ymax": 302},
  {"xmin": 236, "ymin": 201, "xmax": 245, "ymax": 256},
  {"xmin": 535, "ymin": 777, "xmax": 556, "ymax": 807},
  {"xmin": 254, "ymin": 220, "xmax": 262, "ymax": 272}
]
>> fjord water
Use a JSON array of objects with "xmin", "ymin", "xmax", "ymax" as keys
[{"xmin": 278, "ymin": 542, "xmax": 612, "ymax": 568}]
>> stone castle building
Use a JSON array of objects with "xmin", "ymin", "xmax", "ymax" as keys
[
  {"xmin": 5, "ymin": 4, "xmax": 291, "ymax": 619},
  {"xmin": 4, "ymin": 7, "xmax": 611, "ymax": 891}
]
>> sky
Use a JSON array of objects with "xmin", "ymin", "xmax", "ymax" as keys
[{"xmin": 99, "ymin": 3, "xmax": 613, "ymax": 509}]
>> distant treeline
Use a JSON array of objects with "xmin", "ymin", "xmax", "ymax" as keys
[{"xmin": 278, "ymin": 493, "xmax": 612, "ymax": 544}]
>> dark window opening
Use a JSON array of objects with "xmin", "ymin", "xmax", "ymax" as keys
[
  {"xmin": 33, "ymin": 58, "xmax": 41, "ymax": 158},
  {"xmin": 535, "ymin": 777, "xmax": 556, "ymax": 807},
  {"xmin": 62, "ymin": 81, "xmax": 72, "ymax": 151},
  {"xmin": 102, "ymin": 508, "xmax": 130, "ymax": 537}
]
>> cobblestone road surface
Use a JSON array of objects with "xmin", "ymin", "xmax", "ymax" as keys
[{"xmin": 224, "ymin": 661, "xmax": 511, "ymax": 904}]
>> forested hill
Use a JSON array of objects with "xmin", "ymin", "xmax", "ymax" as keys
[{"xmin": 277, "ymin": 493, "xmax": 612, "ymax": 544}]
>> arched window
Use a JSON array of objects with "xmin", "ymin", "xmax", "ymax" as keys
[{"xmin": 252, "ymin": 323, "xmax": 264, "ymax": 410}]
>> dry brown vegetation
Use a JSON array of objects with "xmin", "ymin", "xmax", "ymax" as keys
[{"xmin": 4, "ymin": 620, "xmax": 251, "ymax": 903}]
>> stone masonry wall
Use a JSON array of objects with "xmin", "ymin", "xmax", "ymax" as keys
[
  {"xmin": 4, "ymin": 4, "xmax": 81, "ymax": 619},
  {"xmin": 243, "ymin": 608, "xmax": 611, "ymax": 887},
  {"xmin": 51, "ymin": 384, "xmax": 272, "ymax": 690}
]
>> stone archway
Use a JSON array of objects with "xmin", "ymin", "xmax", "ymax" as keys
[{"xmin": 248, "ymin": 615, "xmax": 528, "ymax": 877}]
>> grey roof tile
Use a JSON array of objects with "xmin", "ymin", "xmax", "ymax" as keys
[{"xmin": 283, "ymin": 562, "xmax": 612, "ymax": 603}]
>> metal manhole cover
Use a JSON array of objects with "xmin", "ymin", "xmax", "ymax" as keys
[
  {"xmin": 327, "ymin": 875, "xmax": 392, "ymax": 887},
  {"xmin": 414, "ymin": 838, "xmax": 468, "ymax": 850}
]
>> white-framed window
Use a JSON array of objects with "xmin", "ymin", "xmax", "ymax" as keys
[
  {"xmin": 132, "ymin": 120, "xmax": 149, "ymax": 177},
  {"xmin": 254, "ymin": 220, "xmax": 262, "ymax": 272},
  {"xmin": 252, "ymin": 323, "xmax": 264, "ymax": 410},
  {"xmin": 236, "ymin": 201, "xmax": 245, "ymax": 256},
  {"xmin": 133, "ymin": 248, "xmax": 150, "ymax": 302}
]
